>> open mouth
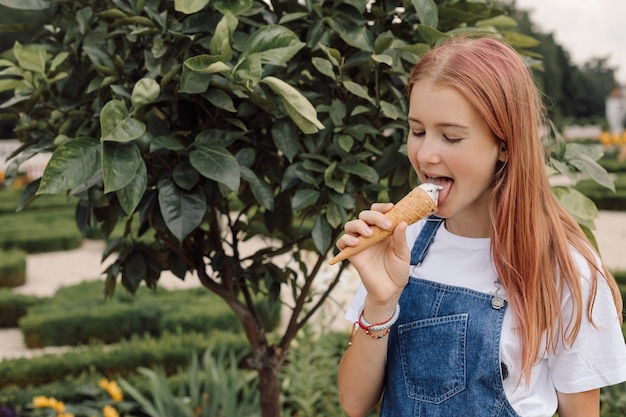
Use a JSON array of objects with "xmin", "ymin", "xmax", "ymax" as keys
[{"xmin": 425, "ymin": 175, "xmax": 453, "ymax": 205}]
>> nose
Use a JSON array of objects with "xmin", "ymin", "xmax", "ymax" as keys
[{"xmin": 415, "ymin": 136, "xmax": 441, "ymax": 165}]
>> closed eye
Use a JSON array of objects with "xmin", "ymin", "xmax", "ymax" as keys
[{"xmin": 444, "ymin": 136, "xmax": 462, "ymax": 143}]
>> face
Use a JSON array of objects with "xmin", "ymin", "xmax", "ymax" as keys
[{"xmin": 407, "ymin": 80, "xmax": 506, "ymax": 236}]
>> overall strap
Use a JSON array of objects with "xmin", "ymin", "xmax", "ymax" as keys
[{"xmin": 410, "ymin": 215, "xmax": 444, "ymax": 266}]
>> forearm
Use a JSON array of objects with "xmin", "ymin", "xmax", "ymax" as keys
[
  {"xmin": 337, "ymin": 328, "xmax": 388, "ymax": 417},
  {"xmin": 338, "ymin": 300, "xmax": 397, "ymax": 417}
]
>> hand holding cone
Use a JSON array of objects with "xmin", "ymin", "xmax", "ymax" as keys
[{"xmin": 328, "ymin": 183, "xmax": 441, "ymax": 265}]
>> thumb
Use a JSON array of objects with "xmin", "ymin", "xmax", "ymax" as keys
[{"xmin": 392, "ymin": 221, "xmax": 410, "ymax": 262}]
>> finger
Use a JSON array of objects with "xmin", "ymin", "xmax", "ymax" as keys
[
  {"xmin": 336, "ymin": 232, "xmax": 360, "ymax": 250},
  {"xmin": 358, "ymin": 209, "xmax": 392, "ymax": 230},
  {"xmin": 370, "ymin": 202, "xmax": 394, "ymax": 214}
]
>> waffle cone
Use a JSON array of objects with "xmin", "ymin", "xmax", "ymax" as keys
[{"xmin": 328, "ymin": 186, "xmax": 438, "ymax": 265}]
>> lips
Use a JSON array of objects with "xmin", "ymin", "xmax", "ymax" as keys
[{"xmin": 425, "ymin": 175, "xmax": 453, "ymax": 205}]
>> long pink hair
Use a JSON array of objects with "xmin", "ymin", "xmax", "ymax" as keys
[{"xmin": 407, "ymin": 35, "xmax": 623, "ymax": 379}]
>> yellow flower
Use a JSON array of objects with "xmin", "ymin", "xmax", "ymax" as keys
[
  {"xmin": 32, "ymin": 396, "xmax": 65, "ymax": 412},
  {"xmin": 102, "ymin": 405, "xmax": 120, "ymax": 417},
  {"xmin": 33, "ymin": 396, "xmax": 50, "ymax": 408},
  {"xmin": 98, "ymin": 378, "xmax": 124, "ymax": 402},
  {"xmin": 58, "ymin": 413, "xmax": 75, "ymax": 417}
]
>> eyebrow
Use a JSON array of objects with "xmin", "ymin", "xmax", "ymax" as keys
[{"xmin": 407, "ymin": 117, "xmax": 470, "ymax": 130}]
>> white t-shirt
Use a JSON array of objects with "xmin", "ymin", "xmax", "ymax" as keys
[{"xmin": 345, "ymin": 219, "xmax": 626, "ymax": 416}]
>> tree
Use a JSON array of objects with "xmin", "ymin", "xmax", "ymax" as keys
[{"xmin": 0, "ymin": 0, "xmax": 612, "ymax": 415}]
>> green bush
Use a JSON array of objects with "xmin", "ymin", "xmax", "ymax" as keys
[
  {"xmin": 0, "ymin": 248, "xmax": 26, "ymax": 288},
  {"xmin": 0, "ymin": 330, "xmax": 247, "ymax": 392},
  {"xmin": 0, "ymin": 188, "xmax": 84, "ymax": 252},
  {"xmin": 19, "ymin": 281, "xmax": 247, "ymax": 348},
  {"xmin": 0, "ymin": 289, "xmax": 39, "ymax": 327},
  {"xmin": 0, "ymin": 208, "xmax": 83, "ymax": 253},
  {"xmin": 0, "ymin": 188, "xmax": 75, "ymax": 214}
]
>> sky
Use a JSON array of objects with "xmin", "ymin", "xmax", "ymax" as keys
[{"xmin": 512, "ymin": 0, "xmax": 626, "ymax": 84}]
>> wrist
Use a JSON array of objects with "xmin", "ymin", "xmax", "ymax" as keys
[{"xmin": 364, "ymin": 296, "xmax": 399, "ymax": 322}]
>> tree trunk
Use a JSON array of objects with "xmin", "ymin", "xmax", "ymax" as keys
[{"xmin": 253, "ymin": 344, "xmax": 285, "ymax": 417}]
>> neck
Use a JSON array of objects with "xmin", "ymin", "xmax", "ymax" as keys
[{"xmin": 445, "ymin": 217, "xmax": 492, "ymax": 238}]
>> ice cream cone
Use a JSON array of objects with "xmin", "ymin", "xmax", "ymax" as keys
[{"xmin": 328, "ymin": 183, "xmax": 441, "ymax": 265}]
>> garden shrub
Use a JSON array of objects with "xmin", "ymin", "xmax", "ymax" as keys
[
  {"xmin": 0, "ymin": 289, "xmax": 39, "ymax": 327},
  {"xmin": 0, "ymin": 248, "xmax": 26, "ymax": 288},
  {"xmin": 0, "ymin": 330, "xmax": 247, "ymax": 391},
  {"xmin": 0, "ymin": 188, "xmax": 84, "ymax": 253},
  {"xmin": 19, "ymin": 281, "xmax": 247, "ymax": 348}
]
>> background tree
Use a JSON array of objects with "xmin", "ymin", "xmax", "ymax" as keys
[
  {"xmin": 0, "ymin": 0, "xmax": 613, "ymax": 416},
  {"xmin": 504, "ymin": 1, "xmax": 620, "ymax": 125}
]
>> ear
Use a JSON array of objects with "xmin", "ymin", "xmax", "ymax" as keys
[{"xmin": 498, "ymin": 141, "xmax": 508, "ymax": 163}]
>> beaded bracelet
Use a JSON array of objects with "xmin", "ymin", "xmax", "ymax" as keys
[
  {"xmin": 358, "ymin": 304, "xmax": 400, "ymax": 332},
  {"xmin": 348, "ymin": 304, "xmax": 400, "ymax": 346}
]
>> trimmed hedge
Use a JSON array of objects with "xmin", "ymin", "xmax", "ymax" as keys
[
  {"xmin": 18, "ymin": 281, "xmax": 259, "ymax": 348},
  {"xmin": 0, "ymin": 289, "xmax": 39, "ymax": 327},
  {"xmin": 0, "ymin": 248, "xmax": 26, "ymax": 288},
  {"xmin": 0, "ymin": 330, "xmax": 248, "ymax": 392}
]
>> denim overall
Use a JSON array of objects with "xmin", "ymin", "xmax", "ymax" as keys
[{"xmin": 380, "ymin": 217, "xmax": 520, "ymax": 416}]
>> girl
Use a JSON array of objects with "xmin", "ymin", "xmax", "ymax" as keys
[{"xmin": 336, "ymin": 35, "xmax": 626, "ymax": 417}]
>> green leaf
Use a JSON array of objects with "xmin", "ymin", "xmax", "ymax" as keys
[
  {"xmin": 337, "ymin": 134, "xmax": 354, "ymax": 152},
  {"xmin": 417, "ymin": 25, "xmax": 447, "ymax": 45},
  {"xmin": 100, "ymin": 99, "xmax": 146, "ymax": 142},
  {"xmin": 568, "ymin": 155, "xmax": 615, "ymax": 192},
  {"xmin": 205, "ymin": 88, "xmax": 236, "ymax": 112},
  {"xmin": 379, "ymin": 100, "xmax": 400, "ymax": 119},
  {"xmin": 232, "ymin": 53, "xmax": 262, "ymax": 87},
  {"xmin": 501, "ymin": 31, "xmax": 540, "ymax": 48},
  {"xmin": 150, "ymin": 135, "xmax": 186, "ymax": 152},
  {"xmin": 240, "ymin": 166, "xmax": 274, "ymax": 210},
  {"xmin": 117, "ymin": 159, "xmax": 147, "ymax": 215},
  {"xmin": 212, "ymin": 0, "xmax": 253, "ymax": 15},
  {"xmin": 49, "ymin": 51, "xmax": 69, "ymax": 72},
  {"xmin": 131, "ymin": 78, "xmax": 160, "ymax": 109},
  {"xmin": 324, "ymin": 162, "xmax": 346, "ymax": 194},
  {"xmin": 411, "ymin": 0, "xmax": 438, "ymax": 27},
  {"xmin": 122, "ymin": 251, "xmax": 146, "ymax": 293},
  {"xmin": 242, "ymin": 25, "xmax": 305, "ymax": 66},
  {"xmin": 311, "ymin": 57, "xmax": 335, "ymax": 80},
  {"xmin": 371, "ymin": 54, "xmax": 393, "ymax": 66},
  {"xmin": 329, "ymin": 19, "xmax": 374, "ymax": 52},
  {"xmin": 261, "ymin": 76, "xmax": 324, "ymax": 134},
  {"xmin": 173, "ymin": 160, "xmax": 200, "ymax": 190},
  {"xmin": 342, "ymin": 80, "xmax": 374, "ymax": 104},
  {"xmin": 0, "ymin": 0, "xmax": 49, "ymax": 9},
  {"xmin": 341, "ymin": 162, "xmax": 379, "ymax": 183},
  {"xmin": 477, "ymin": 15, "xmax": 518, "ymax": 28},
  {"xmin": 271, "ymin": 119, "xmax": 299, "ymax": 163},
  {"xmin": 158, "ymin": 179, "xmax": 207, "ymax": 242},
  {"xmin": 13, "ymin": 42, "xmax": 46, "ymax": 74},
  {"xmin": 37, "ymin": 137, "xmax": 100, "ymax": 194},
  {"xmin": 179, "ymin": 65, "xmax": 211, "ymax": 93},
  {"xmin": 185, "ymin": 55, "xmax": 232, "ymax": 74},
  {"xmin": 292, "ymin": 189, "xmax": 320, "ymax": 211},
  {"xmin": 325, "ymin": 202, "xmax": 345, "ymax": 229},
  {"xmin": 189, "ymin": 145, "xmax": 240, "ymax": 191},
  {"xmin": 102, "ymin": 141, "xmax": 143, "ymax": 193},
  {"xmin": 312, "ymin": 215, "xmax": 331, "ymax": 253},
  {"xmin": 552, "ymin": 186, "xmax": 598, "ymax": 224},
  {"xmin": 174, "ymin": 0, "xmax": 209, "ymax": 14},
  {"xmin": 210, "ymin": 12, "xmax": 237, "ymax": 57}
]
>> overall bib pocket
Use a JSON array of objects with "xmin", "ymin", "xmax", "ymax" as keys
[{"xmin": 398, "ymin": 313, "xmax": 468, "ymax": 404}]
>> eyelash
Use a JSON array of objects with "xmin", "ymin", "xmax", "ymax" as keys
[{"xmin": 410, "ymin": 131, "xmax": 462, "ymax": 143}]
